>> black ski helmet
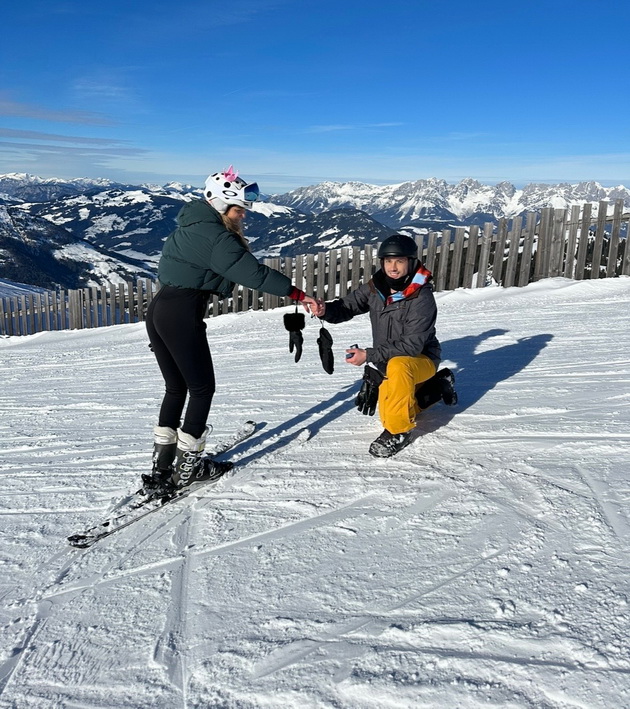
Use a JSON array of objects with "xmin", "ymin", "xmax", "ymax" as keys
[{"xmin": 377, "ymin": 234, "xmax": 418, "ymax": 259}]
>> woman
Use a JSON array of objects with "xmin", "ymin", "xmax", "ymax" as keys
[{"xmin": 144, "ymin": 167, "xmax": 316, "ymax": 492}]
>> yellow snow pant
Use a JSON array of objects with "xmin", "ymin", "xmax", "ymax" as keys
[{"xmin": 378, "ymin": 355, "xmax": 437, "ymax": 435}]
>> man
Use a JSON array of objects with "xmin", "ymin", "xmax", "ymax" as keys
[{"xmin": 311, "ymin": 234, "xmax": 457, "ymax": 457}]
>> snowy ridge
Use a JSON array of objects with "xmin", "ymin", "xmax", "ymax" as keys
[
  {"xmin": 0, "ymin": 277, "xmax": 47, "ymax": 298},
  {"xmin": 0, "ymin": 172, "xmax": 130, "ymax": 202},
  {"xmin": 273, "ymin": 178, "xmax": 630, "ymax": 225},
  {"xmin": 1, "ymin": 277, "xmax": 629, "ymax": 707}
]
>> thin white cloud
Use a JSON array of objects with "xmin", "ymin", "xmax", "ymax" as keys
[
  {"xmin": 72, "ymin": 79, "xmax": 132, "ymax": 101},
  {"xmin": 0, "ymin": 94, "xmax": 112, "ymax": 126},
  {"xmin": 443, "ymin": 131, "xmax": 491, "ymax": 141},
  {"xmin": 306, "ymin": 123, "xmax": 404, "ymax": 133},
  {"xmin": 0, "ymin": 128, "xmax": 128, "ymax": 146},
  {"xmin": 0, "ymin": 140, "xmax": 146, "ymax": 157}
]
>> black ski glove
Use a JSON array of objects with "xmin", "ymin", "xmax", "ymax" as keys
[
  {"xmin": 317, "ymin": 326, "xmax": 334, "ymax": 375},
  {"xmin": 283, "ymin": 311, "xmax": 305, "ymax": 363},
  {"xmin": 355, "ymin": 363, "xmax": 386, "ymax": 416}
]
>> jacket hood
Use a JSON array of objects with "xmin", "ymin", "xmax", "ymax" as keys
[{"xmin": 176, "ymin": 199, "xmax": 222, "ymax": 228}]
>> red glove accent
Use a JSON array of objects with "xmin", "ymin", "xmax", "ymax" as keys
[{"xmin": 288, "ymin": 287, "xmax": 305, "ymax": 302}]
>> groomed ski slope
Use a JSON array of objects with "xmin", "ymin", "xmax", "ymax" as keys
[{"xmin": 1, "ymin": 277, "xmax": 629, "ymax": 709}]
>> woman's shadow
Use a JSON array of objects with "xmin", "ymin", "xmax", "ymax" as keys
[{"xmin": 413, "ymin": 328, "xmax": 554, "ymax": 437}]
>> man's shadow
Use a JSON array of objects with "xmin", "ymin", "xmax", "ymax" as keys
[
  {"xmin": 414, "ymin": 329, "xmax": 553, "ymax": 437},
  {"xmin": 229, "ymin": 329, "xmax": 554, "ymax": 459}
]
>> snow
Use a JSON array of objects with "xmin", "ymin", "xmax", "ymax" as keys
[
  {"xmin": 52, "ymin": 243, "xmax": 146, "ymax": 285},
  {"xmin": 251, "ymin": 202, "xmax": 294, "ymax": 218},
  {"xmin": 1, "ymin": 277, "xmax": 630, "ymax": 708},
  {"xmin": 0, "ymin": 278, "xmax": 46, "ymax": 298}
]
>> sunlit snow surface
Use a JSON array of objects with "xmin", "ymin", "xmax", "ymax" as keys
[{"xmin": 1, "ymin": 277, "xmax": 629, "ymax": 708}]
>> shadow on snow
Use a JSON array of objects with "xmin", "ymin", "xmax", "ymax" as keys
[
  {"xmin": 226, "ymin": 329, "xmax": 553, "ymax": 457},
  {"xmin": 415, "ymin": 329, "xmax": 554, "ymax": 437}
]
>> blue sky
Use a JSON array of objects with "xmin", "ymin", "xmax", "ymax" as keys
[{"xmin": 1, "ymin": 0, "xmax": 628, "ymax": 193}]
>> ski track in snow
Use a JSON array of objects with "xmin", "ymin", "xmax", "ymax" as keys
[{"xmin": 1, "ymin": 277, "xmax": 630, "ymax": 708}]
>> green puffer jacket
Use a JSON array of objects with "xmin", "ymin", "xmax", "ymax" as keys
[{"xmin": 158, "ymin": 199, "xmax": 292, "ymax": 298}]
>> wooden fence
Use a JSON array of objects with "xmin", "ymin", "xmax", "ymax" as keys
[{"xmin": 1, "ymin": 199, "xmax": 629, "ymax": 337}]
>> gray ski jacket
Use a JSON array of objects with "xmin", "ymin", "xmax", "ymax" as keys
[{"xmin": 321, "ymin": 273, "xmax": 441, "ymax": 367}]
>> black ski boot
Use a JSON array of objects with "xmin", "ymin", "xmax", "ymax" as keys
[
  {"xmin": 438, "ymin": 368, "xmax": 458, "ymax": 406},
  {"xmin": 141, "ymin": 426, "xmax": 177, "ymax": 494},
  {"xmin": 416, "ymin": 368, "xmax": 458, "ymax": 409},
  {"xmin": 369, "ymin": 429, "xmax": 413, "ymax": 458},
  {"xmin": 171, "ymin": 429, "xmax": 233, "ymax": 490}
]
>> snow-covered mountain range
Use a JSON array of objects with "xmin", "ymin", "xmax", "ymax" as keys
[
  {"xmin": 272, "ymin": 178, "xmax": 630, "ymax": 227},
  {"xmin": 1, "ymin": 172, "xmax": 628, "ymax": 291}
]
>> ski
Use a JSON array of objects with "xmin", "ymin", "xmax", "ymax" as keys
[
  {"xmin": 205, "ymin": 419, "xmax": 258, "ymax": 457},
  {"xmin": 67, "ymin": 420, "xmax": 258, "ymax": 549}
]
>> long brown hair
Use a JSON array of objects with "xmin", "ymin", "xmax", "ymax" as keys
[{"xmin": 221, "ymin": 210, "xmax": 250, "ymax": 251}]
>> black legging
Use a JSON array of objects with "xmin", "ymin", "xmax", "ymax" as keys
[{"xmin": 146, "ymin": 286, "xmax": 215, "ymax": 439}]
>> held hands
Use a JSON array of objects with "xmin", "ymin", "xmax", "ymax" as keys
[
  {"xmin": 309, "ymin": 298, "xmax": 326, "ymax": 318},
  {"xmin": 301, "ymin": 294, "xmax": 320, "ymax": 315}
]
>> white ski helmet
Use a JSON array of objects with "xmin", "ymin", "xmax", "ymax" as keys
[{"xmin": 203, "ymin": 165, "xmax": 260, "ymax": 213}]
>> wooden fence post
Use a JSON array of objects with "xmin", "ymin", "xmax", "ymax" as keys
[
  {"xmin": 315, "ymin": 252, "xmax": 326, "ymax": 301},
  {"xmin": 6, "ymin": 297, "xmax": 15, "ymax": 335},
  {"xmin": 549, "ymin": 208, "xmax": 567, "ymax": 278},
  {"xmin": 591, "ymin": 201, "xmax": 608, "ymax": 279},
  {"xmin": 606, "ymin": 199, "xmax": 623, "ymax": 278},
  {"xmin": 351, "ymin": 246, "xmax": 361, "ymax": 291},
  {"xmin": 363, "ymin": 244, "xmax": 375, "ymax": 284},
  {"xmin": 574, "ymin": 203, "xmax": 592, "ymax": 280},
  {"xmin": 0, "ymin": 298, "xmax": 7, "ymax": 335},
  {"xmin": 448, "ymin": 227, "xmax": 466, "ymax": 290},
  {"xmin": 435, "ymin": 230, "xmax": 451, "ymax": 292},
  {"xmin": 462, "ymin": 225, "xmax": 479, "ymax": 289},
  {"xmin": 302, "ymin": 254, "xmax": 313, "ymax": 302},
  {"xmin": 492, "ymin": 218, "xmax": 508, "ymax": 284},
  {"xmin": 339, "ymin": 248, "xmax": 350, "ymax": 297},
  {"xmin": 5, "ymin": 298, "xmax": 14, "ymax": 335},
  {"xmin": 622, "ymin": 236, "xmax": 630, "ymax": 276},
  {"xmin": 327, "ymin": 249, "xmax": 338, "ymax": 300},
  {"xmin": 116, "ymin": 283, "xmax": 125, "ymax": 324},
  {"xmin": 136, "ymin": 280, "xmax": 144, "ymax": 322},
  {"xmin": 35, "ymin": 293, "xmax": 44, "ymax": 332},
  {"xmin": 425, "ymin": 232, "xmax": 438, "ymax": 274},
  {"xmin": 504, "ymin": 216, "xmax": 522, "ymax": 288},
  {"xmin": 476, "ymin": 223, "xmax": 494, "ymax": 288},
  {"xmin": 564, "ymin": 205, "xmax": 581, "ymax": 279},
  {"xmin": 621, "ymin": 209, "xmax": 630, "ymax": 276},
  {"xmin": 18, "ymin": 295, "xmax": 27, "ymax": 334},
  {"xmin": 534, "ymin": 208, "xmax": 552, "ymax": 281},
  {"xmin": 294, "ymin": 254, "xmax": 304, "ymax": 293}
]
